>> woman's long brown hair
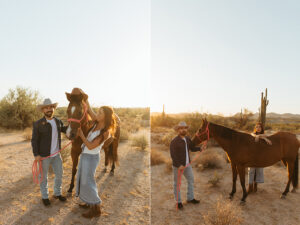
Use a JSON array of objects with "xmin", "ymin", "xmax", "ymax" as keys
[{"xmin": 99, "ymin": 106, "xmax": 116, "ymax": 137}]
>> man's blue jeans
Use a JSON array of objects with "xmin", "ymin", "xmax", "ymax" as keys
[
  {"xmin": 39, "ymin": 154, "xmax": 63, "ymax": 199},
  {"xmin": 173, "ymin": 165, "xmax": 194, "ymax": 203}
]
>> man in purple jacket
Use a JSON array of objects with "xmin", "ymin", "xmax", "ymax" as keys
[{"xmin": 170, "ymin": 121, "xmax": 205, "ymax": 210}]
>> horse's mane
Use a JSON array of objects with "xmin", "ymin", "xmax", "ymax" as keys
[
  {"xmin": 209, "ymin": 122, "xmax": 286, "ymax": 143},
  {"xmin": 210, "ymin": 122, "xmax": 260, "ymax": 143}
]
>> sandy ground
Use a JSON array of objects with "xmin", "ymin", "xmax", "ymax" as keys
[
  {"xmin": 0, "ymin": 129, "xmax": 150, "ymax": 225},
  {"xmin": 151, "ymin": 134, "xmax": 300, "ymax": 225}
]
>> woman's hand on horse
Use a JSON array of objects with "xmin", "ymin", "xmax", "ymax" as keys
[
  {"xmin": 35, "ymin": 155, "xmax": 41, "ymax": 161},
  {"xmin": 264, "ymin": 138, "xmax": 272, "ymax": 145}
]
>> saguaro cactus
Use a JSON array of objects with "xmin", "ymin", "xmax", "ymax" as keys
[{"xmin": 259, "ymin": 88, "xmax": 269, "ymax": 128}]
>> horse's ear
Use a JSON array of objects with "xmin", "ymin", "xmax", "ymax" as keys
[{"xmin": 66, "ymin": 92, "xmax": 71, "ymax": 101}]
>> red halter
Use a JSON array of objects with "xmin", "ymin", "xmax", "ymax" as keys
[
  {"xmin": 67, "ymin": 102, "xmax": 88, "ymax": 125},
  {"xmin": 195, "ymin": 122, "xmax": 210, "ymax": 142}
]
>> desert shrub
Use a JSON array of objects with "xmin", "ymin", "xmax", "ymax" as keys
[
  {"xmin": 203, "ymin": 197, "xmax": 243, "ymax": 225},
  {"xmin": 60, "ymin": 146, "xmax": 71, "ymax": 163},
  {"xmin": 120, "ymin": 129, "xmax": 130, "ymax": 142},
  {"xmin": 160, "ymin": 132, "xmax": 176, "ymax": 146},
  {"xmin": 151, "ymin": 148, "xmax": 167, "ymax": 166},
  {"xmin": 55, "ymin": 107, "xmax": 67, "ymax": 122},
  {"xmin": 131, "ymin": 133, "xmax": 149, "ymax": 150},
  {"xmin": 194, "ymin": 150, "xmax": 223, "ymax": 169},
  {"xmin": 23, "ymin": 127, "xmax": 32, "ymax": 141},
  {"xmin": 151, "ymin": 115, "xmax": 177, "ymax": 128},
  {"xmin": 0, "ymin": 87, "xmax": 42, "ymax": 129},
  {"xmin": 164, "ymin": 159, "xmax": 173, "ymax": 173},
  {"xmin": 208, "ymin": 172, "xmax": 222, "ymax": 187}
]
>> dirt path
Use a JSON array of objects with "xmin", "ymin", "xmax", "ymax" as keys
[
  {"xmin": 0, "ymin": 130, "xmax": 150, "ymax": 225},
  {"xmin": 151, "ymin": 142, "xmax": 300, "ymax": 225}
]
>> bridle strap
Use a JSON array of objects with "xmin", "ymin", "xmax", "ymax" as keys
[
  {"xmin": 67, "ymin": 102, "xmax": 88, "ymax": 125},
  {"xmin": 195, "ymin": 122, "xmax": 210, "ymax": 142}
]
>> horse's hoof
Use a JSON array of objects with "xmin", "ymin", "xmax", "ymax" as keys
[
  {"xmin": 280, "ymin": 194, "xmax": 286, "ymax": 199},
  {"xmin": 67, "ymin": 192, "xmax": 72, "ymax": 197},
  {"xmin": 239, "ymin": 200, "xmax": 246, "ymax": 205},
  {"xmin": 110, "ymin": 171, "xmax": 114, "ymax": 176},
  {"xmin": 229, "ymin": 195, "xmax": 233, "ymax": 200},
  {"xmin": 102, "ymin": 168, "xmax": 107, "ymax": 173},
  {"xmin": 291, "ymin": 188, "xmax": 297, "ymax": 193}
]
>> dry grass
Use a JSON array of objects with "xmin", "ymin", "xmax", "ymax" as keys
[
  {"xmin": 60, "ymin": 146, "xmax": 71, "ymax": 163},
  {"xmin": 160, "ymin": 132, "xmax": 175, "ymax": 147},
  {"xmin": 151, "ymin": 148, "xmax": 167, "ymax": 166},
  {"xmin": 130, "ymin": 133, "xmax": 149, "ymax": 150},
  {"xmin": 164, "ymin": 159, "xmax": 173, "ymax": 173},
  {"xmin": 120, "ymin": 129, "xmax": 130, "ymax": 142},
  {"xmin": 194, "ymin": 150, "xmax": 223, "ymax": 170},
  {"xmin": 208, "ymin": 171, "xmax": 222, "ymax": 187},
  {"xmin": 203, "ymin": 197, "xmax": 243, "ymax": 225},
  {"xmin": 23, "ymin": 127, "xmax": 32, "ymax": 141}
]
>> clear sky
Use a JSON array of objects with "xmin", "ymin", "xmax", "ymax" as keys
[
  {"xmin": 151, "ymin": 0, "xmax": 300, "ymax": 115},
  {"xmin": 0, "ymin": 0, "xmax": 150, "ymax": 108}
]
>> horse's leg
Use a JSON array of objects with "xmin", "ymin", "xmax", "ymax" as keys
[
  {"xmin": 110, "ymin": 143, "xmax": 117, "ymax": 175},
  {"xmin": 229, "ymin": 162, "xmax": 237, "ymax": 199},
  {"xmin": 281, "ymin": 160, "xmax": 294, "ymax": 199},
  {"xmin": 68, "ymin": 150, "xmax": 80, "ymax": 193},
  {"xmin": 103, "ymin": 148, "xmax": 108, "ymax": 173},
  {"xmin": 110, "ymin": 161, "xmax": 115, "ymax": 175},
  {"xmin": 291, "ymin": 154, "xmax": 298, "ymax": 193},
  {"xmin": 237, "ymin": 165, "xmax": 247, "ymax": 204}
]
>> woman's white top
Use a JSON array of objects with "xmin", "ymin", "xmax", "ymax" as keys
[{"xmin": 82, "ymin": 126, "xmax": 111, "ymax": 154}]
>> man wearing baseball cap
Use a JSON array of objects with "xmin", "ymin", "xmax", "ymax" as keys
[
  {"xmin": 170, "ymin": 121, "xmax": 206, "ymax": 210},
  {"xmin": 31, "ymin": 98, "xmax": 68, "ymax": 206}
]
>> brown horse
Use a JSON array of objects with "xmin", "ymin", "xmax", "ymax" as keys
[
  {"xmin": 192, "ymin": 119, "xmax": 299, "ymax": 204},
  {"xmin": 65, "ymin": 88, "xmax": 120, "ymax": 193}
]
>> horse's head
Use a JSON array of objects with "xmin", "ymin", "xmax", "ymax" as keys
[
  {"xmin": 65, "ymin": 88, "xmax": 89, "ymax": 140},
  {"xmin": 192, "ymin": 118, "xmax": 210, "ymax": 146}
]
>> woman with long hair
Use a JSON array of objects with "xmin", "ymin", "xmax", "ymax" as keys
[
  {"xmin": 76, "ymin": 103, "xmax": 116, "ymax": 218},
  {"xmin": 248, "ymin": 122, "xmax": 271, "ymax": 194}
]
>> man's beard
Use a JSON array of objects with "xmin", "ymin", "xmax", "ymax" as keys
[
  {"xmin": 179, "ymin": 131, "xmax": 187, "ymax": 136},
  {"xmin": 44, "ymin": 111, "xmax": 54, "ymax": 118}
]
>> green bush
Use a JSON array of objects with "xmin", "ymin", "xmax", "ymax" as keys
[{"xmin": 0, "ymin": 87, "xmax": 42, "ymax": 129}]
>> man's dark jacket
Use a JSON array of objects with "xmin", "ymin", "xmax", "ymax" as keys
[
  {"xmin": 31, "ymin": 117, "xmax": 67, "ymax": 157},
  {"xmin": 170, "ymin": 135, "xmax": 201, "ymax": 167}
]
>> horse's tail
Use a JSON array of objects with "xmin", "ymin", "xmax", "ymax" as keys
[
  {"xmin": 107, "ymin": 137, "xmax": 119, "ymax": 166},
  {"xmin": 292, "ymin": 153, "xmax": 299, "ymax": 188},
  {"xmin": 107, "ymin": 143, "xmax": 114, "ymax": 165}
]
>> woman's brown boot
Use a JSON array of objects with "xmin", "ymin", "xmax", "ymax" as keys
[
  {"xmin": 247, "ymin": 183, "xmax": 253, "ymax": 194},
  {"xmin": 94, "ymin": 204, "xmax": 101, "ymax": 217},
  {"xmin": 254, "ymin": 182, "xmax": 258, "ymax": 192},
  {"xmin": 82, "ymin": 205, "xmax": 96, "ymax": 218}
]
